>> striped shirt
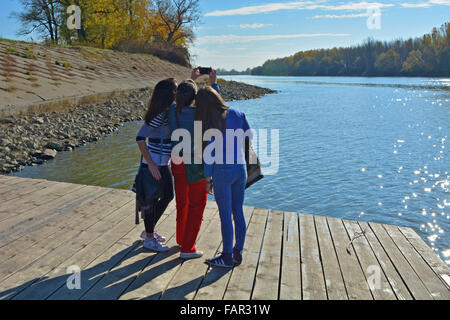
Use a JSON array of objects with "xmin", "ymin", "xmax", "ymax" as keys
[{"xmin": 136, "ymin": 110, "xmax": 172, "ymax": 166}]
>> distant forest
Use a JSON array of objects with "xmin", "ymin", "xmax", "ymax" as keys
[{"xmin": 222, "ymin": 23, "xmax": 449, "ymax": 77}]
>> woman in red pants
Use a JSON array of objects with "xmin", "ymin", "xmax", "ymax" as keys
[{"xmin": 168, "ymin": 68, "xmax": 220, "ymax": 259}]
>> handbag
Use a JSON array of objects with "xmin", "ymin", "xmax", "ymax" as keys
[{"xmin": 245, "ymin": 139, "xmax": 264, "ymax": 189}]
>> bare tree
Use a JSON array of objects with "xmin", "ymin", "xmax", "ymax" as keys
[
  {"xmin": 12, "ymin": 0, "xmax": 62, "ymax": 44},
  {"xmin": 154, "ymin": 0, "xmax": 201, "ymax": 44}
]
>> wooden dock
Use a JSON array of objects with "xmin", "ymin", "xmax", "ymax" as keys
[{"xmin": 0, "ymin": 175, "xmax": 449, "ymax": 300}]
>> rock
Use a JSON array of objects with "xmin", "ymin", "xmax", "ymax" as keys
[
  {"xmin": 40, "ymin": 149, "xmax": 57, "ymax": 160},
  {"xmin": 33, "ymin": 158, "xmax": 45, "ymax": 165},
  {"xmin": 0, "ymin": 138, "xmax": 12, "ymax": 146},
  {"xmin": 33, "ymin": 117, "xmax": 45, "ymax": 124},
  {"xmin": 135, "ymin": 101, "xmax": 145, "ymax": 109},
  {"xmin": 45, "ymin": 141, "xmax": 64, "ymax": 151},
  {"xmin": 0, "ymin": 116, "xmax": 15, "ymax": 124}
]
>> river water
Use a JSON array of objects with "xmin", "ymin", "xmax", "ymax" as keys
[{"xmin": 11, "ymin": 76, "xmax": 450, "ymax": 265}]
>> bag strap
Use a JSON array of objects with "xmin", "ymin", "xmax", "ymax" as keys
[{"xmin": 175, "ymin": 109, "xmax": 181, "ymax": 129}]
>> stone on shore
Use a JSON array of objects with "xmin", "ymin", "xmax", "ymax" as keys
[{"xmin": 40, "ymin": 149, "xmax": 57, "ymax": 160}]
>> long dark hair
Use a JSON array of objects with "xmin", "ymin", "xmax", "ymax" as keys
[
  {"xmin": 195, "ymin": 87, "xmax": 229, "ymax": 134},
  {"xmin": 144, "ymin": 78, "xmax": 177, "ymax": 124},
  {"xmin": 176, "ymin": 80, "xmax": 197, "ymax": 114}
]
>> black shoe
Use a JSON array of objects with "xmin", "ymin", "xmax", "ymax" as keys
[{"xmin": 233, "ymin": 247, "xmax": 243, "ymax": 266}]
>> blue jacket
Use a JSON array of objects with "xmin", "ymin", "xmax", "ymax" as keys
[{"xmin": 168, "ymin": 83, "xmax": 220, "ymax": 137}]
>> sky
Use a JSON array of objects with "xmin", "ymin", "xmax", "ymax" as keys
[{"xmin": 1, "ymin": 0, "xmax": 449, "ymax": 70}]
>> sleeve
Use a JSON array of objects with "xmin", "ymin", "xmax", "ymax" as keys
[
  {"xmin": 211, "ymin": 83, "xmax": 221, "ymax": 96},
  {"xmin": 149, "ymin": 112, "xmax": 166, "ymax": 129},
  {"xmin": 242, "ymin": 113, "xmax": 254, "ymax": 140},
  {"xmin": 136, "ymin": 123, "xmax": 150, "ymax": 142}
]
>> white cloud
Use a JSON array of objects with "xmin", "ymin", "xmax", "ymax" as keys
[
  {"xmin": 312, "ymin": 12, "xmax": 371, "ymax": 18},
  {"xmin": 205, "ymin": 1, "xmax": 323, "ymax": 17},
  {"xmin": 401, "ymin": 2, "xmax": 432, "ymax": 7},
  {"xmin": 240, "ymin": 23, "xmax": 274, "ymax": 29},
  {"xmin": 205, "ymin": 1, "xmax": 395, "ymax": 17},
  {"xmin": 429, "ymin": 0, "xmax": 450, "ymax": 5},
  {"xmin": 196, "ymin": 33, "xmax": 351, "ymax": 45}
]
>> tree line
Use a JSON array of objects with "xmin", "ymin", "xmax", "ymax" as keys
[
  {"xmin": 12, "ymin": 0, "xmax": 201, "ymax": 66},
  {"xmin": 250, "ymin": 23, "xmax": 449, "ymax": 77}
]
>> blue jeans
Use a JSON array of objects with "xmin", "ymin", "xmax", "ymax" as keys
[{"xmin": 212, "ymin": 164, "xmax": 247, "ymax": 254}]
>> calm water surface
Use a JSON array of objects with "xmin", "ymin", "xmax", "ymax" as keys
[{"xmin": 12, "ymin": 76, "xmax": 450, "ymax": 264}]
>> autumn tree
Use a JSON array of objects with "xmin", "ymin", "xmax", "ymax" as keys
[
  {"xmin": 152, "ymin": 0, "xmax": 201, "ymax": 45},
  {"xmin": 13, "ymin": 0, "xmax": 62, "ymax": 44}
]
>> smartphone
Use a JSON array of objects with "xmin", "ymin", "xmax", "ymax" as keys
[{"xmin": 199, "ymin": 67, "xmax": 212, "ymax": 75}]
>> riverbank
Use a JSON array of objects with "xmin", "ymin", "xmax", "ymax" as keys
[{"xmin": 0, "ymin": 81, "xmax": 275, "ymax": 174}]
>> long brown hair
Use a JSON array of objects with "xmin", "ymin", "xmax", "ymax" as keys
[
  {"xmin": 144, "ymin": 78, "xmax": 177, "ymax": 124},
  {"xmin": 176, "ymin": 80, "xmax": 197, "ymax": 114},
  {"xmin": 195, "ymin": 87, "xmax": 229, "ymax": 134}
]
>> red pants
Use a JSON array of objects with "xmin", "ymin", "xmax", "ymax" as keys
[{"xmin": 171, "ymin": 161, "xmax": 207, "ymax": 253}]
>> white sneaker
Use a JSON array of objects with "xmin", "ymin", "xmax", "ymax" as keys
[
  {"xmin": 141, "ymin": 230, "xmax": 166, "ymax": 243},
  {"xmin": 143, "ymin": 237, "xmax": 169, "ymax": 252},
  {"xmin": 180, "ymin": 251, "xmax": 204, "ymax": 260}
]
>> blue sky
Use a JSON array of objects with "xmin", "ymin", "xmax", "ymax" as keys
[{"xmin": 1, "ymin": 0, "xmax": 449, "ymax": 70}]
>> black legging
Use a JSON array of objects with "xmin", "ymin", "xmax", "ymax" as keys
[{"xmin": 144, "ymin": 165, "xmax": 174, "ymax": 234}]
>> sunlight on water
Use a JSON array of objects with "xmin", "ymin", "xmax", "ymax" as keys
[{"xmin": 12, "ymin": 76, "xmax": 450, "ymax": 265}]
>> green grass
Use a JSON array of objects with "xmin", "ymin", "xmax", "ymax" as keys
[
  {"xmin": 6, "ymin": 47, "xmax": 18, "ymax": 55},
  {"xmin": 0, "ymin": 38, "xmax": 31, "ymax": 44}
]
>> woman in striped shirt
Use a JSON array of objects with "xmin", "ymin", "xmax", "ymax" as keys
[{"xmin": 136, "ymin": 78, "xmax": 177, "ymax": 252}]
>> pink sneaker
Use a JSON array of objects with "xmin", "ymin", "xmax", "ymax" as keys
[
  {"xmin": 143, "ymin": 237, "xmax": 169, "ymax": 252},
  {"xmin": 140, "ymin": 230, "xmax": 166, "ymax": 243}
]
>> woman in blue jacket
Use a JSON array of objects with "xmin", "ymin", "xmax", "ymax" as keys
[{"xmin": 195, "ymin": 86, "xmax": 252, "ymax": 268}]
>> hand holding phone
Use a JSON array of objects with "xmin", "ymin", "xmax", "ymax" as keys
[{"xmin": 199, "ymin": 67, "xmax": 212, "ymax": 75}]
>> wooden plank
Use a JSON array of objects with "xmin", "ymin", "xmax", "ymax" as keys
[
  {"xmin": 0, "ymin": 185, "xmax": 107, "ymax": 248},
  {"xmin": 343, "ymin": 220, "xmax": 396, "ymax": 300},
  {"xmin": 279, "ymin": 212, "xmax": 301, "ymax": 300},
  {"xmin": 193, "ymin": 206, "xmax": 254, "ymax": 300},
  {"xmin": 223, "ymin": 208, "xmax": 268, "ymax": 300},
  {"xmin": 11, "ymin": 201, "xmax": 140, "ymax": 300},
  {"xmin": 0, "ymin": 178, "xmax": 46, "ymax": 196},
  {"xmin": 383, "ymin": 225, "xmax": 450, "ymax": 300},
  {"xmin": 0, "ymin": 193, "xmax": 136, "ymax": 297},
  {"xmin": 326, "ymin": 217, "xmax": 373, "ymax": 300},
  {"xmin": 0, "ymin": 189, "xmax": 134, "ymax": 263},
  {"xmin": 98, "ymin": 207, "xmax": 218, "ymax": 300},
  {"xmin": 0, "ymin": 182, "xmax": 89, "ymax": 229},
  {"xmin": 251, "ymin": 210, "xmax": 283, "ymax": 300},
  {"xmin": 158, "ymin": 207, "xmax": 227, "ymax": 300},
  {"xmin": 368, "ymin": 223, "xmax": 433, "ymax": 300},
  {"xmin": 49, "ymin": 207, "xmax": 175, "ymax": 300},
  {"xmin": 358, "ymin": 222, "xmax": 412, "ymax": 300},
  {"xmin": 314, "ymin": 215, "xmax": 347, "ymax": 300},
  {"xmin": 0, "ymin": 176, "xmax": 32, "ymax": 185},
  {"xmin": 299, "ymin": 213, "xmax": 327, "ymax": 300},
  {"xmin": 0, "ymin": 180, "xmax": 55, "ymax": 205},
  {"xmin": 399, "ymin": 226, "xmax": 450, "ymax": 289}
]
